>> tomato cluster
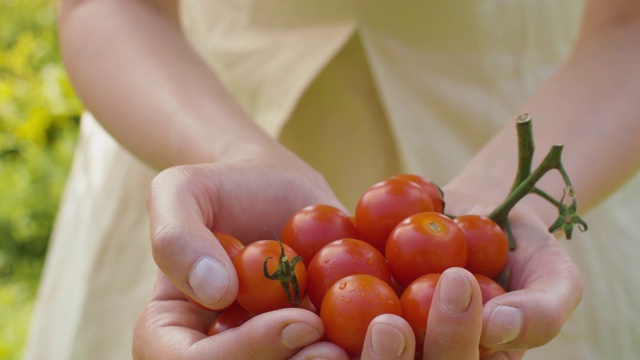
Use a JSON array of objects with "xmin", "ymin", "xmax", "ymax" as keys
[{"xmin": 205, "ymin": 174, "xmax": 509, "ymax": 355}]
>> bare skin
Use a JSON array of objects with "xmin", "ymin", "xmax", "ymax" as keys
[{"xmin": 56, "ymin": 0, "xmax": 640, "ymax": 358}]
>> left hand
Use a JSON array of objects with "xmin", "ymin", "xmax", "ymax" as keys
[{"xmin": 441, "ymin": 184, "xmax": 584, "ymax": 359}]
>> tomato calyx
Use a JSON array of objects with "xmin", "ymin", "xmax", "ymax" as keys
[
  {"xmin": 263, "ymin": 231, "xmax": 304, "ymax": 306},
  {"xmin": 427, "ymin": 221, "xmax": 441, "ymax": 232}
]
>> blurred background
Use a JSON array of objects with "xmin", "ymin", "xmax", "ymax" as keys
[{"xmin": 0, "ymin": 0, "xmax": 82, "ymax": 358}]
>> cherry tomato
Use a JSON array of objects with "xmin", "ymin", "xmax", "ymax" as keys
[
  {"xmin": 213, "ymin": 231, "xmax": 244, "ymax": 261},
  {"xmin": 392, "ymin": 174, "xmax": 444, "ymax": 213},
  {"xmin": 320, "ymin": 274, "xmax": 402, "ymax": 355},
  {"xmin": 355, "ymin": 177, "xmax": 434, "ymax": 254},
  {"xmin": 399, "ymin": 273, "xmax": 441, "ymax": 353},
  {"xmin": 454, "ymin": 215, "xmax": 508, "ymax": 279},
  {"xmin": 233, "ymin": 239, "xmax": 307, "ymax": 314},
  {"xmin": 306, "ymin": 238, "xmax": 391, "ymax": 311},
  {"xmin": 207, "ymin": 303, "xmax": 254, "ymax": 335},
  {"xmin": 281, "ymin": 204, "xmax": 359, "ymax": 266},
  {"xmin": 473, "ymin": 274, "xmax": 506, "ymax": 304},
  {"xmin": 386, "ymin": 212, "xmax": 467, "ymax": 287}
]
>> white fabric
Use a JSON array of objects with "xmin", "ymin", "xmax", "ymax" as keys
[{"xmin": 24, "ymin": 1, "xmax": 640, "ymax": 359}]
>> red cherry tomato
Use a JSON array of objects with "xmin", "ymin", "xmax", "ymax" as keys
[
  {"xmin": 355, "ymin": 177, "xmax": 434, "ymax": 254},
  {"xmin": 320, "ymin": 274, "xmax": 402, "ymax": 355},
  {"xmin": 281, "ymin": 204, "xmax": 359, "ymax": 266},
  {"xmin": 454, "ymin": 215, "xmax": 508, "ymax": 279},
  {"xmin": 473, "ymin": 274, "xmax": 506, "ymax": 305},
  {"xmin": 399, "ymin": 273, "xmax": 441, "ymax": 353},
  {"xmin": 207, "ymin": 303, "xmax": 254, "ymax": 335},
  {"xmin": 213, "ymin": 231, "xmax": 244, "ymax": 261},
  {"xmin": 386, "ymin": 212, "xmax": 467, "ymax": 287},
  {"xmin": 233, "ymin": 239, "xmax": 307, "ymax": 314},
  {"xmin": 392, "ymin": 174, "xmax": 444, "ymax": 213},
  {"xmin": 306, "ymin": 238, "xmax": 391, "ymax": 311}
]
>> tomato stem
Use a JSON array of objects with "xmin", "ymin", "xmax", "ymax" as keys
[
  {"xmin": 263, "ymin": 229, "xmax": 304, "ymax": 306},
  {"xmin": 488, "ymin": 114, "xmax": 588, "ymax": 249}
]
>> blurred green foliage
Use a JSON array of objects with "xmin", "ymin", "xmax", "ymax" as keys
[{"xmin": 1, "ymin": 0, "xmax": 82, "ymax": 358}]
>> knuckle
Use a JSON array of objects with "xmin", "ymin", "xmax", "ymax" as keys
[{"xmin": 151, "ymin": 222, "xmax": 188, "ymax": 268}]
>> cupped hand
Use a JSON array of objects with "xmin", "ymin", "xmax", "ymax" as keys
[
  {"xmin": 132, "ymin": 271, "xmax": 350, "ymax": 360},
  {"xmin": 146, "ymin": 154, "xmax": 343, "ymax": 311},
  {"xmin": 441, "ymin": 185, "xmax": 584, "ymax": 359},
  {"xmin": 135, "ymin": 154, "xmax": 354, "ymax": 359}
]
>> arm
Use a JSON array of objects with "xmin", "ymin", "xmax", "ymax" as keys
[
  {"xmin": 59, "ymin": 0, "xmax": 341, "ymax": 305},
  {"xmin": 444, "ymin": 0, "xmax": 640, "ymax": 354},
  {"xmin": 60, "ymin": 1, "xmax": 349, "ymax": 358},
  {"xmin": 449, "ymin": 0, "xmax": 640, "ymax": 217},
  {"xmin": 59, "ymin": 0, "xmax": 279, "ymax": 169}
]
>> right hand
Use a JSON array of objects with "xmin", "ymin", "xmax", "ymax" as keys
[{"xmin": 146, "ymin": 154, "xmax": 343, "ymax": 310}]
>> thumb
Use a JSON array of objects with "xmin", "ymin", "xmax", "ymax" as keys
[
  {"xmin": 423, "ymin": 267, "xmax": 483, "ymax": 359},
  {"xmin": 196, "ymin": 308, "xmax": 325, "ymax": 360},
  {"xmin": 147, "ymin": 165, "xmax": 239, "ymax": 309},
  {"xmin": 133, "ymin": 274, "xmax": 326, "ymax": 360}
]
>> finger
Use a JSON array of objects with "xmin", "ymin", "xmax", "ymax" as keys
[
  {"xmin": 360, "ymin": 314, "xmax": 416, "ymax": 360},
  {"xmin": 480, "ymin": 219, "xmax": 583, "ymax": 351},
  {"xmin": 135, "ymin": 276, "xmax": 326, "ymax": 360},
  {"xmin": 423, "ymin": 267, "xmax": 483, "ymax": 360},
  {"xmin": 147, "ymin": 165, "xmax": 239, "ymax": 309},
  {"xmin": 133, "ymin": 273, "xmax": 219, "ymax": 359},
  {"xmin": 196, "ymin": 308, "xmax": 326, "ymax": 360},
  {"xmin": 288, "ymin": 342, "xmax": 350, "ymax": 360}
]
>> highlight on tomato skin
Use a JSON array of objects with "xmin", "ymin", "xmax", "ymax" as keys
[
  {"xmin": 355, "ymin": 176, "xmax": 434, "ymax": 254},
  {"xmin": 320, "ymin": 274, "xmax": 402, "ymax": 355},
  {"xmin": 280, "ymin": 204, "xmax": 359, "ymax": 266},
  {"xmin": 306, "ymin": 238, "xmax": 391, "ymax": 311}
]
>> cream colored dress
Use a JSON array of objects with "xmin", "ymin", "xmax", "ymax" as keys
[{"xmin": 25, "ymin": 1, "xmax": 640, "ymax": 359}]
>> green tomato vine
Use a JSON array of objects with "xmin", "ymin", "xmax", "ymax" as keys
[{"xmin": 488, "ymin": 114, "xmax": 588, "ymax": 250}]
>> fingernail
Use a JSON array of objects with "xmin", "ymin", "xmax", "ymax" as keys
[
  {"xmin": 439, "ymin": 270, "xmax": 472, "ymax": 314},
  {"xmin": 484, "ymin": 305, "xmax": 522, "ymax": 346},
  {"xmin": 372, "ymin": 323, "xmax": 405, "ymax": 358},
  {"xmin": 281, "ymin": 322, "xmax": 322, "ymax": 349},
  {"xmin": 188, "ymin": 257, "xmax": 229, "ymax": 305}
]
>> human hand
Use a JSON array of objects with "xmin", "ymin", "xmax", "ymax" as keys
[
  {"xmin": 440, "ymin": 184, "xmax": 584, "ymax": 359},
  {"xmin": 146, "ymin": 154, "xmax": 344, "ymax": 311},
  {"xmin": 134, "ymin": 153, "xmax": 352, "ymax": 359},
  {"xmin": 132, "ymin": 271, "xmax": 350, "ymax": 359},
  {"xmin": 132, "ymin": 268, "xmax": 486, "ymax": 360}
]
